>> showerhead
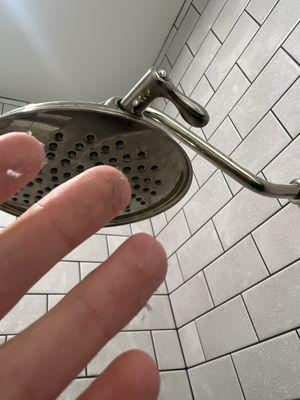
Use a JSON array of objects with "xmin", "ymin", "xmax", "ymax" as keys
[
  {"xmin": 1, "ymin": 67, "xmax": 299, "ymax": 224},
  {"xmin": 0, "ymin": 100, "xmax": 194, "ymax": 225}
]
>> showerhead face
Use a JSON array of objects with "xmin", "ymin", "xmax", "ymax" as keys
[{"xmin": 0, "ymin": 101, "xmax": 192, "ymax": 226}]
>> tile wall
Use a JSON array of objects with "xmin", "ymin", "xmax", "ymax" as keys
[
  {"xmin": 1, "ymin": 0, "xmax": 300, "ymax": 396},
  {"xmin": 152, "ymin": 0, "xmax": 300, "ymax": 398}
]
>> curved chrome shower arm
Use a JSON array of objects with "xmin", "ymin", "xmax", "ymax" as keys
[{"xmin": 144, "ymin": 107, "xmax": 300, "ymax": 204}]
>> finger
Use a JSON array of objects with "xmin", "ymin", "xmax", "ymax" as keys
[
  {"xmin": 78, "ymin": 350, "xmax": 160, "ymax": 400},
  {"xmin": 0, "ymin": 132, "xmax": 45, "ymax": 203},
  {"xmin": 0, "ymin": 233, "xmax": 167, "ymax": 400},
  {"xmin": 0, "ymin": 165, "xmax": 131, "ymax": 317}
]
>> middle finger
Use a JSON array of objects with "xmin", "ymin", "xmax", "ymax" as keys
[{"xmin": 0, "ymin": 166, "xmax": 130, "ymax": 317}]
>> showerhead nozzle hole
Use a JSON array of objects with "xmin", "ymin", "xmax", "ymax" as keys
[
  {"xmin": 141, "ymin": 201, "xmax": 146, "ymax": 205},
  {"xmin": 27, "ymin": 182, "xmax": 34, "ymax": 187},
  {"xmin": 123, "ymin": 166, "xmax": 131, "ymax": 174},
  {"xmin": 86, "ymin": 134, "xmax": 95, "ymax": 143},
  {"xmin": 47, "ymin": 152, "xmax": 56, "ymax": 160},
  {"xmin": 133, "ymin": 184, "xmax": 140, "ymax": 190},
  {"xmin": 136, "ymin": 197, "xmax": 142, "ymax": 202},
  {"xmin": 131, "ymin": 193, "xmax": 136, "ymax": 199},
  {"xmin": 35, "ymin": 195, "xmax": 42, "ymax": 200},
  {"xmin": 49, "ymin": 143, "xmax": 58, "ymax": 151},
  {"xmin": 109, "ymin": 157, "xmax": 117, "ymax": 165},
  {"xmin": 23, "ymin": 193, "xmax": 30, "ymax": 198},
  {"xmin": 54, "ymin": 132, "xmax": 64, "ymax": 142},
  {"xmin": 89, "ymin": 151, "xmax": 98, "ymax": 160},
  {"xmin": 151, "ymin": 165, "xmax": 158, "ymax": 171},
  {"xmin": 76, "ymin": 165, "xmax": 84, "ymax": 173},
  {"xmin": 101, "ymin": 145, "xmax": 110, "ymax": 154},
  {"xmin": 151, "ymin": 190, "xmax": 157, "ymax": 195},
  {"xmin": 64, "ymin": 172, "xmax": 71, "ymax": 179},
  {"xmin": 12, "ymin": 197, "xmax": 18, "ymax": 201},
  {"xmin": 45, "ymin": 187, "xmax": 51, "ymax": 192},
  {"xmin": 24, "ymin": 199, "xmax": 29, "ymax": 204},
  {"xmin": 155, "ymin": 180, "xmax": 162, "ymax": 186},
  {"xmin": 50, "ymin": 168, "xmax": 58, "ymax": 174},
  {"xmin": 95, "ymin": 162, "xmax": 104, "ymax": 166},
  {"xmin": 61, "ymin": 159, "xmax": 70, "ymax": 166},
  {"xmin": 68, "ymin": 151, "xmax": 77, "ymax": 159},
  {"xmin": 144, "ymin": 178, "xmax": 151, "ymax": 184},
  {"xmin": 143, "ymin": 188, "xmax": 149, "ymax": 193},
  {"xmin": 51, "ymin": 176, "xmax": 59, "ymax": 182},
  {"xmin": 36, "ymin": 178, "xmax": 43, "ymax": 183},
  {"xmin": 137, "ymin": 165, "xmax": 145, "ymax": 172},
  {"xmin": 123, "ymin": 154, "xmax": 131, "ymax": 162},
  {"xmin": 137, "ymin": 151, "xmax": 146, "ymax": 159},
  {"xmin": 75, "ymin": 143, "xmax": 84, "ymax": 151},
  {"xmin": 115, "ymin": 140, "xmax": 124, "ymax": 149},
  {"xmin": 131, "ymin": 176, "xmax": 139, "ymax": 182}
]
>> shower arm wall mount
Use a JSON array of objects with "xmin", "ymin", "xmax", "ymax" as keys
[{"xmin": 119, "ymin": 67, "xmax": 300, "ymax": 205}]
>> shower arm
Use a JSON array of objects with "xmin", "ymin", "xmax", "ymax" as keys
[{"xmin": 119, "ymin": 67, "xmax": 300, "ymax": 204}]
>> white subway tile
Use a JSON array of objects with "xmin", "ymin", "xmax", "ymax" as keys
[
  {"xmin": 177, "ymin": 220, "xmax": 223, "ymax": 280},
  {"xmin": 179, "ymin": 321, "xmax": 205, "ymax": 367},
  {"xmin": 196, "ymin": 296, "xmax": 257, "ymax": 359},
  {"xmin": 166, "ymin": 254, "xmax": 184, "ymax": 293},
  {"xmin": 203, "ymin": 65, "xmax": 250, "ymax": 138},
  {"xmin": 193, "ymin": 0, "xmax": 209, "ymax": 14},
  {"xmin": 205, "ymin": 235, "xmax": 268, "ymax": 305},
  {"xmin": 0, "ymin": 210, "xmax": 16, "ymax": 227},
  {"xmin": 181, "ymin": 31, "xmax": 221, "ymax": 95},
  {"xmin": 170, "ymin": 45, "xmax": 193, "ymax": 86},
  {"xmin": 159, "ymin": 371, "xmax": 193, "ymax": 400},
  {"xmin": 64, "ymin": 235, "xmax": 108, "ymax": 262},
  {"xmin": 283, "ymin": 23, "xmax": 300, "ymax": 64},
  {"xmin": 207, "ymin": 13, "xmax": 259, "ymax": 89},
  {"xmin": 213, "ymin": 188, "xmax": 280, "ymax": 249},
  {"xmin": 209, "ymin": 117, "xmax": 241, "ymax": 154},
  {"xmin": 28, "ymin": 261, "xmax": 79, "ymax": 294},
  {"xmin": 184, "ymin": 171, "xmax": 232, "ymax": 234},
  {"xmin": 98, "ymin": 224, "xmax": 131, "ymax": 235},
  {"xmin": 190, "ymin": 75, "xmax": 214, "ymax": 107},
  {"xmin": 232, "ymin": 49, "xmax": 300, "ymax": 137},
  {"xmin": 253, "ymin": 204, "xmax": 300, "ymax": 273},
  {"xmin": 244, "ymin": 260, "xmax": 300, "ymax": 339},
  {"xmin": 151, "ymin": 212, "xmax": 167, "ymax": 236},
  {"xmin": 273, "ymin": 77, "xmax": 300, "ymax": 138},
  {"xmin": 124, "ymin": 296, "xmax": 175, "ymax": 330},
  {"xmin": 80, "ymin": 262, "xmax": 99, "ymax": 279},
  {"xmin": 58, "ymin": 378, "xmax": 94, "ymax": 400},
  {"xmin": 238, "ymin": 0, "xmax": 300, "ymax": 81},
  {"xmin": 87, "ymin": 331, "xmax": 155, "ymax": 375},
  {"xmin": 0, "ymin": 295, "xmax": 46, "ymax": 334},
  {"xmin": 131, "ymin": 219, "xmax": 153, "ymax": 235},
  {"xmin": 153, "ymin": 330, "xmax": 185, "ymax": 369},
  {"xmin": 156, "ymin": 26, "xmax": 177, "ymax": 65},
  {"xmin": 233, "ymin": 332, "xmax": 300, "ymax": 400},
  {"xmin": 226, "ymin": 112, "xmax": 291, "ymax": 194},
  {"xmin": 188, "ymin": 0, "xmax": 227, "ymax": 53},
  {"xmin": 157, "ymin": 211, "xmax": 190, "ymax": 257},
  {"xmin": 175, "ymin": 1, "xmax": 192, "ymax": 28},
  {"xmin": 189, "ymin": 355, "xmax": 244, "ymax": 400},
  {"xmin": 246, "ymin": 0, "xmax": 279, "ymax": 24},
  {"xmin": 170, "ymin": 272, "xmax": 213, "ymax": 326},
  {"xmin": 167, "ymin": 6, "xmax": 199, "ymax": 65}
]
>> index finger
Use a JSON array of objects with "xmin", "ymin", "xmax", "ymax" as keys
[{"xmin": 0, "ymin": 165, "xmax": 131, "ymax": 317}]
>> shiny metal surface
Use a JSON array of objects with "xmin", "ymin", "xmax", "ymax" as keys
[
  {"xmin": 0, "ymin": 101, "xmax": 192, "ymax": 225},
  {"xmin": 0, "ymin": 66, "xmax": 299, "ymax": 226},
  {"xmin": 144, "ymin": 107, "xmax": 300, "ymax": 203},
  {"xmin": 119, "ymin": 67, "xmax": 209, "ymax": 127}
]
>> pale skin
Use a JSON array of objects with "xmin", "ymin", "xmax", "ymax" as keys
[{"xmin": 0, "ymin": 132, "xmax": 167, "ymax": 400}]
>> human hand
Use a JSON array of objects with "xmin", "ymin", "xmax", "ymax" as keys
[{"xmin": 0, "ymin": 132, "xmax": 167, "ymax": 400}]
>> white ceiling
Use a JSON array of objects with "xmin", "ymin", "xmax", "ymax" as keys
[{"xmin": 0, "ymin": 0, "xmax": 183, "ymax": 103}]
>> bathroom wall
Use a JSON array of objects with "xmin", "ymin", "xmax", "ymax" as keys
[
  {"xmin": 1, "ymin": 0, "xmax": 300, "ymax": 397},
  {"xmin": 0, "ymin": 97, "xmax": 183, "ymax": 399},
  {"xmin": 153, "ymin": 0, "xmax": 300, "ymax": 398}
]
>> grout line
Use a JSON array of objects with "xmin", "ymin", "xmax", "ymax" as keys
[
  {"xmin": 202, "ymin": 270, "xmax": 215, "ymax": 307},
  {"xmin": 182, "ymin": 208, "xmax": 192, "ymax": 236},
  {"xmin": 169, "ymin": 254, "xmax": 300, "ymax": 331},
  {"xmin": 241, "ymin": 293, "xmax": 260, "ymax": 341},
  {"xmin": 270, "ymin": 109, "xmax": 294, "ymax": 140},
  {"xmin": 230, "ymin": 354, "xmax": 247, "ymax": 400},
  {"xmin": 211, "ymin": 218, "xmax": 225, "ymax": 252},
  {"xmin": 243, "ymin": 8, "xmax": 261, "ymax": 26},
  {"xmin": 175, "ymin": 0, "xmax": 192, "ymax": 29},
  {"xmin": 250, "ymin": 233, "xmax": 271, "ymax": 275},
  {"xmin": 150, "ymin": 330, "xmax": 159, "ymax": 367}
]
